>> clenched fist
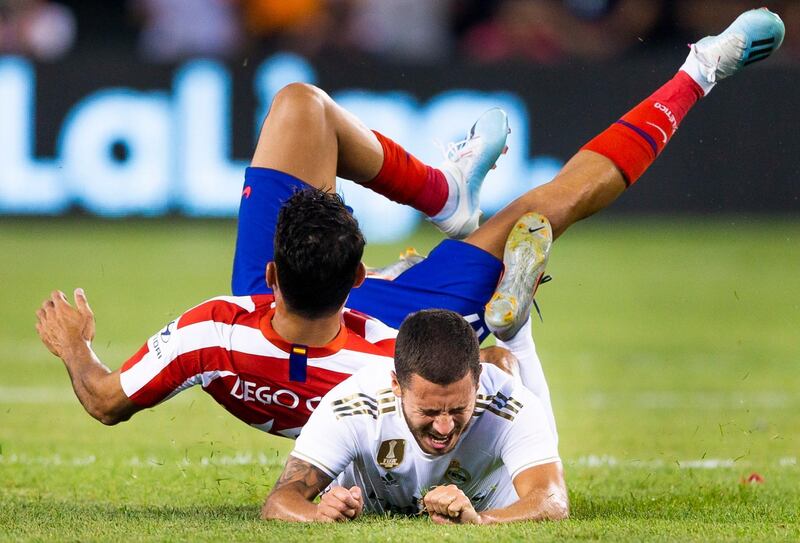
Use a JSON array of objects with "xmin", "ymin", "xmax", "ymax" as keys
[
  {"xmin": 316, "ymin": 486, "xmax": 364, "ymax": 522},
  {"xmin": 423, "ymin": 485, "xmax": 482, "ymax": 524}
]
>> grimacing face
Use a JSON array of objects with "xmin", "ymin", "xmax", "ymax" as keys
[{"xmin": 391, "ymin": 371, "xmax": 478, "ymax": 455}]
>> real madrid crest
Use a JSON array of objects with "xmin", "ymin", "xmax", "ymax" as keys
[
  {"xmin": 445, "ymin": 460, "xmax": 471, "ymax": 485},
  {"xmin": 377, "ymin": 439, "xmax": 405, "ymax": 470}
]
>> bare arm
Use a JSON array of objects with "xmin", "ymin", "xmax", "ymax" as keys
[
  {"xmin": 423, "ymin": 461, "xmax": 567, "ymax": 525},
  {"xmin": 262, "ymin": 456, "xmax": 363, "ymax": 522},
  {"xmin": 480, "ymin": 461, "xmax": 569, "ymax": 524},
  {"xmin": 35, "ymin": 289, "xmax": 140, "ymax": 425}
]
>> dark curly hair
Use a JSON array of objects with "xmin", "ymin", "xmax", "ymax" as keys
[{"xmin": 274, "ymin": 188, "xmax": 365, "ymax": 319}]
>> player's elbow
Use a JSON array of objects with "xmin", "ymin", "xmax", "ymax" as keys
[
  {"xmin": 85, "ymin": 397, "xmax": 133, "ymax": 426},
  {"xmin": 81, "ymin": 375, "xmax": 136, "ymax": 426},
  {"xmin": 89, "ymin": 405, "xmax": 125, "ymax": 426},
  {"xmin": 543, "ymin": 494, "xmax": 570, "ymax": 521},
  {"xmin": 547, "ymin": 499, "xmax": 570, "ymax": 521},
  {"xmin": 260, "ymin": 493, "xmax": 282, "ymax": 521},
  {"xmin": 96, "ymin": 412, "xmax": 124, "ymax": 426},
  {"xmin": 261, "ymin": 490, "xmax": 315, "ymax": 522}
]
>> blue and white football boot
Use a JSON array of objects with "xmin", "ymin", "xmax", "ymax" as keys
[
  {"xmin": 485, "ymin": 212, "xmax": 553, "ymax": 342},
  {"xmin": 431, "ymin": 108, "xmax": 510, "ymax": 239},
  {"xmin": 682, "ymin": 8, "xmax": 785, "ymax": 92}
]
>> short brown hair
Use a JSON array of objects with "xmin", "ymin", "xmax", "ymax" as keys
[{"xmin": 394, "ymin": 309, "xmax": 480, "ymax": 389}]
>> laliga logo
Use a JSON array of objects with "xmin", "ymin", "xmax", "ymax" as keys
[{"xmin": 0, "ymin": 54, "xmax": 562, "ymax": 242}]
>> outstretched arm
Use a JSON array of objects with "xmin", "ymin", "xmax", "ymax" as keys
[
  {"xmin": 422, "ymin": 461, "xmax": 567, "ymax": 524},
  {"xmin": 35, "ymin": 289, "xmax": 139, "ymax": 425},
  {"xmin": 480, "ymin": 461, "xmax": 568, "ymax": 523},
  {"xmin": 425, "ymin": 364, "xmax": 566, "ymax": 524},
  {"xmin": 262, "ymin": 456, "xmax": 363, "ymax": 522}
]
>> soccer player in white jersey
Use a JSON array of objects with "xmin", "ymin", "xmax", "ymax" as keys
[
  {"xmin": 263, "ymin": 309, "xmax": 566, "ymax": 523},
  {"xmin": 36, "ymin": 9, "xmax": 783, "ymax": 438}
]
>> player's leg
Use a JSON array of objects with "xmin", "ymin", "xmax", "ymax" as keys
[
  {"xmin": 251, "ymin": 82, "xmax": 508, "ymax": 223},
  {"xmin": 468, "ymin": 7, "xmax": 785, "ymax": 259},
  {"xmin": 466, "ymin": 152, "xmax": 624, "ymax": 257},
  {"xmin": 233, "ymin": 83, "xmax": 378, "ymax": 294},
  {"xmin": 250, "ymin": 83, "xmax": 381, "ymax": 190},
  {"xmin": 232, "ymin": 84, "xmax": 507, "ymax": 294},
  {"xmin": 466, "ymin": 65, "xmax": 695, "ymax": 257},
  {"xmin": 351, "ymin": 8, "xmax": 785, "ymax": 338},
  {"xmin": 348, "ymin": 238, "xmax": 504, "ymax": 340},
  {"xmin": 233, "ymin": 82, "xmax": 430, "ymax": 294},
  {"xmin": 478, "ymin": 8, "xmax": 785, "ymax": 335}
]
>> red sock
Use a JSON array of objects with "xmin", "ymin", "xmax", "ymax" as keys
[
  {"xmin": 367, "ymin": 131, "xmax": 448, "ymax": 216},
  {"xmin": 581, "ymin": 71, "xmax": 704, "ymax": 186}
]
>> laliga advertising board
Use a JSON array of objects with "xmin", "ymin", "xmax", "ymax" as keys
[{"xmin": 0, "ymin": 54, "xmax": 562, "ymax": 242}]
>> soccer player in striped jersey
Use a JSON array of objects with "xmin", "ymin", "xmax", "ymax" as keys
[
  {"xmin": 33, "ymin": 75, "xmax": 516, "ymax": 434},
  {"xmin": 35, "ymin": 189, "xmax": 399, "ymax": 436},
  {"xmin": 263, "ymin": 309, "xmax": 566, "ymax": 523}
]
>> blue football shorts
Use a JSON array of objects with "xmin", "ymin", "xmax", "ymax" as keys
[{"xmin": 231, "ymin": 167, "xmax": 503, "ymax": 340}]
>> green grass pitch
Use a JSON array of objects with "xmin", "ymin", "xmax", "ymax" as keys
[{"xmin": 1, "ymin": 216, "xmax": 799, "ymax": 541}]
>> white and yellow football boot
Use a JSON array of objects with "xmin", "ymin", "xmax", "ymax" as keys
[
  {"xmin": 485, "ymin": 212, "xmax": 552, "ymax": 341},
  {"xmin": 366, "ymin": 248, "xmax": 426, "ymax": 281}
]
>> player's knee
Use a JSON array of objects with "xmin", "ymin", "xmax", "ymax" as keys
[{"xmin": 269, "ymin": 83, "xmax": 329, "ymax": 121}]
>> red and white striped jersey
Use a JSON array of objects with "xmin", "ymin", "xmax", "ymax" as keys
[{"xmin": 119, "ymin": 295, "xmax": 397, "ymax": 438}]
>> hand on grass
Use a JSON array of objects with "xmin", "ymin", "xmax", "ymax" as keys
[
  {"xmin": 423, "ymin": 484, "xmax": 482, "ymax": 524},
  {"xmin": 316, "ymin": 486, "xmax": 363, "ymax": 522}
]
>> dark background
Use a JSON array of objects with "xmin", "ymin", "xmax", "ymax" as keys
[{"xmin": 29, "ymin": 53, "xmax": 799, "ymax": 214}]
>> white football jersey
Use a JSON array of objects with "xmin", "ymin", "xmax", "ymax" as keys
[{"xmin": 291, "ymin": 363, "xmax": 560, "ymax": 515}]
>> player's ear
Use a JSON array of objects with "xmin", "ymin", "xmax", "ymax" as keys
[
  {"xmin": 390, "ymin": 371, "xmax": 402, "ymax": 397},
  {"xmin": 266, "ymin": 262, "xmax": 278, "ymax": 290},
  {"xmin": 352, "ymin": 262, "xmax": 366, "ymax": 289}
]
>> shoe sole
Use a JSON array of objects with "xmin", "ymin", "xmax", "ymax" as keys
[
  {"xmin": 485, "ymin": 212, "xmax": 553, "ymax": 340},
  {"xmin": 366, "ymin": 248, "xmax": 425, "ymax": 281}
]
